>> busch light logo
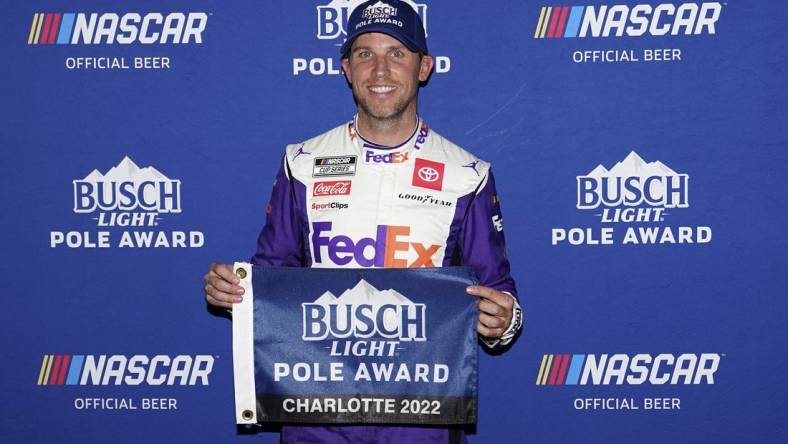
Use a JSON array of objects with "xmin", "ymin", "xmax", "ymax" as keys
[
  {"xmin": 302, "ymin": 279, "xmax": 426, "ymax": 341},
  {"xmin": 296, "ymin": 1, "xmax": 450, "ymax": 76},
  {"xmin": 552, "ymin": 151, "xmax": 711, "ymax": 246},
  {"xmin": 73, "ymin": 156, "xmax": 181, "ymax": 215},
  {"xmin": 317, "ymin": 0, "xmax": 427, "ymax": 41},
  {"xmin": 51, "ymin": 156, "xmax": 203, "ymax": 249},
  {"xmin": 362, "ymin": 1, "xmax": 398, "ymax": 19},
  {"xmin": 576, "ymin": 151, "xmax": 688, "ymax": 211}
]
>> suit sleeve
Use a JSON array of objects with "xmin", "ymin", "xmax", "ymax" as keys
[
  {"xmin": 459, "ymin": 169, "xmax": 522, "ymax": 348},
  {"xmin": 251, "ymin": 155, "xmax": 307, "ymax": 267},
  {"xmin": 459, "ymin": 169, "xmax": 517, "ymax": 297}
]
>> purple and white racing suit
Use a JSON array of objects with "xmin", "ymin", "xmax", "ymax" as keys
[{"xmin": 251, "ymin": 116, "xmax": 521, "ymax": 444}]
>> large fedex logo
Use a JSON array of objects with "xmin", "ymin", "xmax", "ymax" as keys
[
  {"xmin": 302, "ymin": 279, "xmax": 426, "ymax": 342},
  {"xmin": 311, "ymin": 222, "xmax": 439, "ymax": 268}
]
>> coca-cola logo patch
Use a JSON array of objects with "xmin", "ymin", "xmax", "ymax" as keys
[{"xmin": 313, "ymin": 180, "xmax": 352, "ymax": 197}]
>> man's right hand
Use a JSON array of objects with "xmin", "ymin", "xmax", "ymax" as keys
[{"xmin": 203, "ymin": 262, "xmax": 244, "ymax": 309}]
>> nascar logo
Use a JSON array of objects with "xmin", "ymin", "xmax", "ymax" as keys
[
  {"xmin": 37, "ymin": 354, "xmax": 214, "ymax": 386},
  {"xmin": 534, "ymin": 2, "xmax": 721, "ymax": 39},
  {"xmin": 536, "ymin": 353, "xmax": 720, "ymax": 385},
  {"xmin": 27, "ymin": 12, "xmax": 208, "ymax": 45}
]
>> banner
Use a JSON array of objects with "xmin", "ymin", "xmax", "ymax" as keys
[{"xmin": 232, "ymin": 265, "xmax": 479, "ymax": 425}]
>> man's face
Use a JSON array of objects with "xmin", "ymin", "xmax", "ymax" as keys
[{"xmin": 341, "ymin": 32, "xmax": 434, "ymax": 122}]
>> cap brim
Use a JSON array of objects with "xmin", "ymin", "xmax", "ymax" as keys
[{"xmin": 340, "ymin": 26, "xmax": 426, "ymax": 57}]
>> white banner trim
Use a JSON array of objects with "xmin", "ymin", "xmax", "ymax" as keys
[{"xmin": 232, "ymin": 262, "xmax": 257, "ymax": 424}]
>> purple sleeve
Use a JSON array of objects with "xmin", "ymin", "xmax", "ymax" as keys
[
  {"xmin": 251, "ymin": 156, "xmax": 308, "ymax": 267},
  {"xmin": 459, "ymin": 169, "xmax": 517, "ymax": 298}
]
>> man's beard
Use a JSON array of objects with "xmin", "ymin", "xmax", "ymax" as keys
[{"xmin": 353, "ymin": 86, "xmax": 415, "ymax": 122}]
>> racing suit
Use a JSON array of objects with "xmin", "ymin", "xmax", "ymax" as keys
[{"xmin": 251, "ymin": 116, "xmax": 521, "ymax": 444}]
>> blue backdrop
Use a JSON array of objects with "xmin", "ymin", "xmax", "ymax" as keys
[{"xmin": 1, "ymin": 1, "xmax": 786, "ymax": 442}]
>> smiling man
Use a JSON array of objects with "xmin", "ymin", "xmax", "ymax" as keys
[{"xmin": 204, "ymin": 1, "xmax": 522, "ymax": 442}]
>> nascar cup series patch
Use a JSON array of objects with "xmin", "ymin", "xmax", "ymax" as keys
[{"xmin": 232, "ymin": 265, "xmax": 478, "ymax": 425}]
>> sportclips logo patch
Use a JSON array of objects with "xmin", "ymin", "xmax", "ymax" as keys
[
  {"xmin": 536, "ymin": 353, "xmax": 721, "ymax": 411},
  {"xmin": 50, "ymin": 156, "xmax": 204, "ymax": 249},
  {"xmin": 535, "ymin": 2, "xmax": 723, "ymax": 64},
  {"xmin": 551, "ymin": 151, "xmax": 711, "ymax": 246},
  {"xmin": 294, "ymin": 0, "xmax": 450, "ymax": 76},
  {"xmin": 27, "ymin": 12, "xmax": 207, "ymax": 70},
  {"xmin": 37, "ymin": 354, "xmax": 214, "ymax": 411}
]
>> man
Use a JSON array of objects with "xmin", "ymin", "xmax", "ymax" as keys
[{"xmin": 204, "ymin": 1, "xmax": 522, "ymax": 442}]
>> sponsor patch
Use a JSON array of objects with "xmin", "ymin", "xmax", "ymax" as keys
[
  {"xmin": 313, "ymin": 156, "xmax": 357, "ymax": 177},
  {"xmin": 311, "ymin": 202, "xmax": 349, "ymax": 211},
  {"xmin": 411, "ymin": 158, "xmax": 444, "ymax": 191},
  {"xmin": 313, "ymin": 180, "xmax": 352, "ymax": 197}
]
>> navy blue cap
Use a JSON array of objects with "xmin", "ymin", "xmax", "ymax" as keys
[{"xmin": 340, "ymin": 0, "xmax": 428, "ymax": 57}]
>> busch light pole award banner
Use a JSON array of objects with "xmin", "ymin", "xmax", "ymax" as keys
[{"xmin": 232, "ymin": 265, "xmax": 478, "ymax": 425}]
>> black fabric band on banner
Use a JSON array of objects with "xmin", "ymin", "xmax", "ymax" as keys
[{"xmin": 255, "ymin": 394, "xmax": 477, "ymax": 425}]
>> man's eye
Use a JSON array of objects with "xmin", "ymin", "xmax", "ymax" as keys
[
  {"xmin": 357, "ymin": 50, "xmax": 371, "ymax": 58},
  {"xmin": 391, "ymin": 50, "xmax": 404, "ymax": 58}
]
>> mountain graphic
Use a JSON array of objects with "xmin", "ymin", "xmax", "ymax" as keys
[
  {"xmin": 586, "ymin": 151, "xmax": 678, "ymax": 178},
  {"xmin": 81, "ymin": 156, "xmax": 171, "ymax": 182},
  {"xmin": 311, "ymin": 279, "xmax": 417, "ymax": 334}
]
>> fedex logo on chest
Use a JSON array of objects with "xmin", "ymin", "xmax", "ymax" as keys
[
  {"xmin": 364, "ymin": 150, "xmax": 409, "ymax": 164},
  {"xmin": 311, "ymin": 222, "xmax": 439, "ymax": 268}
]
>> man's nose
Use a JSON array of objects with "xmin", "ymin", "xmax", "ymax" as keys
[{"xmin": 373, "ymin": 55, "xmax": 389, "ymax": 77}]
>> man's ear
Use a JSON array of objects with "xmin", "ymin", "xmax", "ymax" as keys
[
  {"xmin": 419, "ymin": 55, "xmax": 434, "ymax": 82},
  {"xmin": 341, "ymin": 57, "xmax": 352, "ymax": 83}
]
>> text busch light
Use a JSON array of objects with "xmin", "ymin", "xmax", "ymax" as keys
[
  {"xmin": 302, "ymin": 302, "xmax": 426, "ymax": 341},
  {"xmin": 576, "ymin": 174, "xmax": 688, "ymax": 209},
  {"xmin": 73, "ymin": 179, "xmax": 181, "ymax": 213}
]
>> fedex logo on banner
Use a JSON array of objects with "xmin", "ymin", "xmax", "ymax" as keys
[
  {"xmin": 533, "ymin": 2, "xmax": 721, "ymax": 39},
  {"xmin": 302, "ymin": 279, "xmax": 426, "ymax": 341},
  {"xmin": 316, "ymin": 0, "xmax": 427, "ymax": 41},
  {"xmin": 37, "ymin": 354, "xmax": 214, "ymax": 386},
  {"xmin": 311, "ymin": 222, "xmax": 439, "ymax": 268},
  {"xmin": 27, "ymin": 12, "xmax": 208, "ymax": 45},
  {"xmin": 412, "ymin": 158, "xmax": 444, "ymax": 191},
  {"xmin": 536, "ymin": 353, "xmax": 720, "ymax": 386}
]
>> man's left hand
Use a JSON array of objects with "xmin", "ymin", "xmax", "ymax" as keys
[{"xmin": 466, "ymin": 285, "xmax": 514, "ymax": 339}]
